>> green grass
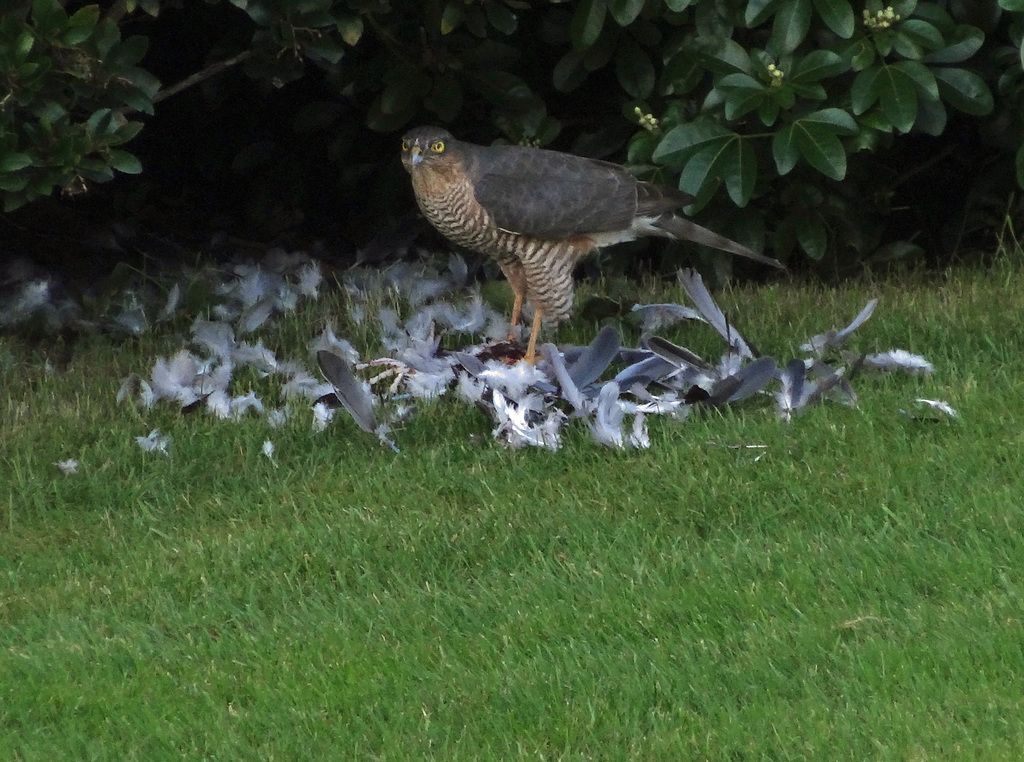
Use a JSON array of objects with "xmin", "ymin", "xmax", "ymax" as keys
[{"xmin": 3, "ymin": 260, "xmax": 1024, "ymax": 759}]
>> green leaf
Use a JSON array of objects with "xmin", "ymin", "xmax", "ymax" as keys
[
  {"xmin": 127, "ymin": 68, "xmax": 161, "ymax": 99},
  {"xmin": 801, "ymin": 107, "xmax": 858, "ymax": 134},
  {"xmin": 108, "ymin": 149, "xmax": 142, "ymax": 174},
  {"xmin": 337, "ymin": 16, "xmax": 364, "ymax": 46},
  {"xmin": 680, "ymin": 141, "xmax": 729, "ymax": 201},
  {"xmin": 553, "ymin": 50, "xmax": 587, "ymax": 92},
  {"xmin": 758, "ymin": 97, "xmax": 781, "ymax": 126},
  {"xmin": 771, "ymin": 0, "xmax": 812, "ymax": 55},
  {"xmin": 627, "ymin": 130, "xmax": 658, "ymax": 164},
  {"xmin": 14, "ymin": 29, "xmax": 35, "ymax": 61},
  {"xmin": 718, "ymin": 72, "xmax": 763, "ymax": 91},
  {"xmin": 718, "ymin": 73, "xmax": 766, "ymax": 120},
  {"xmin": 934, "ymin": 67, "xmax": 994, "ymax": 116},
  {"xmin": 484, "ymin": 0, "xmax": 518, "ymax": 35},
  {"xmin": 796, "ymin": 212, "xmax": 827, "ymax": 259},
  {"xmin": 63, "ymin": 5, "xmax": 99, "ymax": 45},
  {"xmin": 898, "ymin": 19, "xmax": 944, "ymax": 52},
  {"xmin": 663, "ymin": 50, "xmax": 703, "ymax": 94},
  {"xmin": 890, "ymin": 0, "xmax": 917, "ymax": 17},
  {"xmin": 609, "ymin": 0, "xmax": 646, "ymax": 26},
  {"xmin": 31, "ymin": 0, "xmax": 66, "ymax": 35},
  {"xmin": 0, "ymin": 153, "xmax": 33, "ymax": 172},
  {"xmin": 380, "ymin": 78, "xmax": 419, "ymax": 115},
  {"xmin": 1015, "ymin": 144, "xmax": 1024, "ymax": 190},
  {"xmin": 688, "ymin": 37, "xmax": 754, "ymax": 76},
  {"xmin": 745, "ymin": 0, "xmax": 780, "ymax": 27},
  {"xmin": 894, "ymin": 60, "xmax": 938, "ymax": 100},
  {"xmin": 876, "ymin": 65, "xmax": 918, "ymax": 133},
  {"xmin": 0, "ymin": 173, "xmax": 30, "ymax": 193},
  {"xmin": 1000, "ymin": 0, "xmax": 1024, "ymax": 10},
  {"xmin": 440, "ymin": 3, "xmax": 463, "ymax": 34},
  {"xmin": 849, "ymin": 38, "xmax": 876, "ymax": 71},
  {"xmin": 665, "ymin": 0, "xmax": 693, "ymax": 9},
  {"xmin": 772, "ymin": 125, "xmax": 799, "ymax": 175},
  {"xmin": 794, "ymin": 121, "xmax": 847, "ymax": 179},
  {"xmin": 113, "ymin": 120, "xmax": 145, "ymax": 144},
  {"xmin": 653, "ymin": 121, "xmax": 732, "ymax": 164},
  {"xmin": 365, "ymin": 95, "xmax": 415, "ymax": 132},
  {"xmin": 812, "ymin": 0, "xmax": 854, "ymax": 38},
  {"xmin": 923, "ymin": 24, "xmax": 983, "ymax": 64},
  {"xmin": 571, "ymin": 0, "xmax": 607, "ymax": 51},
  {"xmin": 87, "ymin": 108, "xmax": 114, "ymax": 136},
  {"xmin": 615, "ymin": 39, "xmax": 655, "ymax": 99},
  {"xmin": 92, "ymin": 18, "xmax": 120, "ymax": 58},
  {"xmin": 850, "ymin": 65, "xmax": 881, "ymax": 114},
  {"xmin": 914, "ymin": 96, "xmax": 946, "ymax": 136},
  {"xmin": 722, "ymin": 138, "xmax": 756, "ymax": 207},
  {"xmin": 424, "ymin": 73, "xmax": 464, "ymax": 121},
  {"xmin": 108, "ymin": 36, "xmax": 150, "ymax": 69},
  {"xmin": 791, "ymin": 50, "xmax": 847, "ymax": 82}
]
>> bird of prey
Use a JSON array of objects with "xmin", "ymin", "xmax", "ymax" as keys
[{"xmin": 400, "ymin": 126, "xmax": 783, "ymax": 362}]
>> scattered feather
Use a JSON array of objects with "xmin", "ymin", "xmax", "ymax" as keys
[
  {"xmin": 296, "ymin": 261, "xmax": 323, "ymax": 298},
  {"xmin": 237, "ymin": 296, "xmax": 275, "ymax": 334},
  {"xmin": 311, "ymin": 401, "xmax": 334, "ymax": 432},
  {"xmin": 135, "ymin": 428, "xmax": 171, "ymax": 456},
  {"xmin": 677, "ymin": 268, "xmax": 757, "ymax": 359},
  {"xmin": 632, "ymin": 302, "xmax": 705, "ymax": 337},
  {"xmin": 913, "ymin": 398, "xmax": 958, "ymax": 418},
  {"xmin": 862, "ymin": 350, "xmax": 934, "ymax": 375},
  {"xmin": 233, "ymin": 340, "xmax": 279, "ymax": 373},
  {"xmin": 230, "ymin": 391, "xmax": 264, "ymax": 419},
  {"xmin": 310, "ymin": 325, "xmax": 359, "ymax": 364},
  {"xmin": 54, "ymin": 458, "xmax": 79, "ymax": 475},
  {"xmin": 801, "ymin": 299, "xmax": 877, "ymax": 354},
  {"xmin": 316, "ymin": 350, "xmax": 379, "ymax": 435},
  {"xmin": 156, "ymin": 283, "xmax": 182, "ymax": 323},
  {"xmin": 266, "ymin": 407, "xmax": 290, "ymax": 428},
  {"xmin": 492, "ymin": 389, "xmax": 564, "ymax": 450},
  {"xmin": 567, "ymin": 325, "xmax": 620, "ymax": 388},
  {"xmin": 191, "ymin": 319, "xmax": 235, "ymax": 360}
]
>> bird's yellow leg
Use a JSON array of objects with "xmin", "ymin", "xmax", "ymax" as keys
[
  {"xmin": 508, "ymin": 289, "xmax": 523, "ymax": 340},
  {"xmin": 524, "ymin": 308, "xmax": 544, "ymax": 365}
]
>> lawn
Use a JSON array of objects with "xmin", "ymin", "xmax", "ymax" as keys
[{"xmin": 2, "ymin": 256, "xmax": 1023, "ymax": 760}]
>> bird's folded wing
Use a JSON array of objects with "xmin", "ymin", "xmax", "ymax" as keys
[{"xmin": 469, "ymin": 146, "xmax": 638, "ymax": 239}]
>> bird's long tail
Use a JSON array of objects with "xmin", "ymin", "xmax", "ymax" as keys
[{"xmin": 654, "ymin": 214, "xmax": 785, "ymax": 270}]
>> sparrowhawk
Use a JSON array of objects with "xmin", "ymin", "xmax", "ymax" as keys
[{"xmin": 400, "ymin": 126, "xmax": 783, "ymax": 363}]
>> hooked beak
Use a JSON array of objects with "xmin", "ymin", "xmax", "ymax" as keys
[{"xmin": 410, "ymin": 146, "xmax": 423, "ymax": 166}]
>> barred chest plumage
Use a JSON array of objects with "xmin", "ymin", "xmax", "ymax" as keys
[{"xmin": 411, "ymin": 171, "xmax": 575, "ymax": 269}]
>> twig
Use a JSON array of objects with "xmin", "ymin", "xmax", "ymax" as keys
[{"xmin": 152, "ymin": 49, "xmax": 255, "ymax": 105}]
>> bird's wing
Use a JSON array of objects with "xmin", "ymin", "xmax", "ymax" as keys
[{"xmin": 467, "ymin": 145, "xmax": 639, "ymax": 239}]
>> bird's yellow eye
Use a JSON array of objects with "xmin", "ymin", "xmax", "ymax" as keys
[
  {"xmin": 401, "ymin": 139, "xmax": 411, "ymax": 152},
  {"xmin": 430, "ymin": 140, "xmax": 445, "ymax": 153}
]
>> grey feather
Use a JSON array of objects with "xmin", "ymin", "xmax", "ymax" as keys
[
  {"xmin": 654, "ymin": 215, "xmax": 783, "ymax": 269},
  {"xmin": 541, "ymin": 343, "xmax": 588, "ymax": 415},
  {"xmin": 647, "ymin": 336, "xmax": 714, "ymax": 372},
  {"xmin": 801, "ymin": 299, "xmax": 878, "ymax": 354},
  {"xmin": 677, "ymin": 268, "xmax": 757, "ymax": 359},
  {"xmin": 613, "ymin": 354, "xmax": 677, "ymax": 388},
  {"xmin": 707, "ymin": 356, "xmax": 777, "ymax": 406},
  {"xmin": 316, "ymin": 350, "xmax": 378, "ymax": 435},
  {"xmin": 567, "ymin": 325, "xmax": 620, "ymax": 388}
]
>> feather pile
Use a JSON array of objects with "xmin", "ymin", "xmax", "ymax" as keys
[{"xmin": 93, "ymin": 246, "xmax": 953, "ymax": 455}]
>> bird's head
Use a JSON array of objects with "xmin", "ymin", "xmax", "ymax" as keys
[{"xmin": 400, "ymin": 127, "xmax": 457, "ymax": 174}]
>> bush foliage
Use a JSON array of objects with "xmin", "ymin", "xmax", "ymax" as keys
[{"xmin": 2, "ymin": 0, "xmax": 1023, "ymax": 265}]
